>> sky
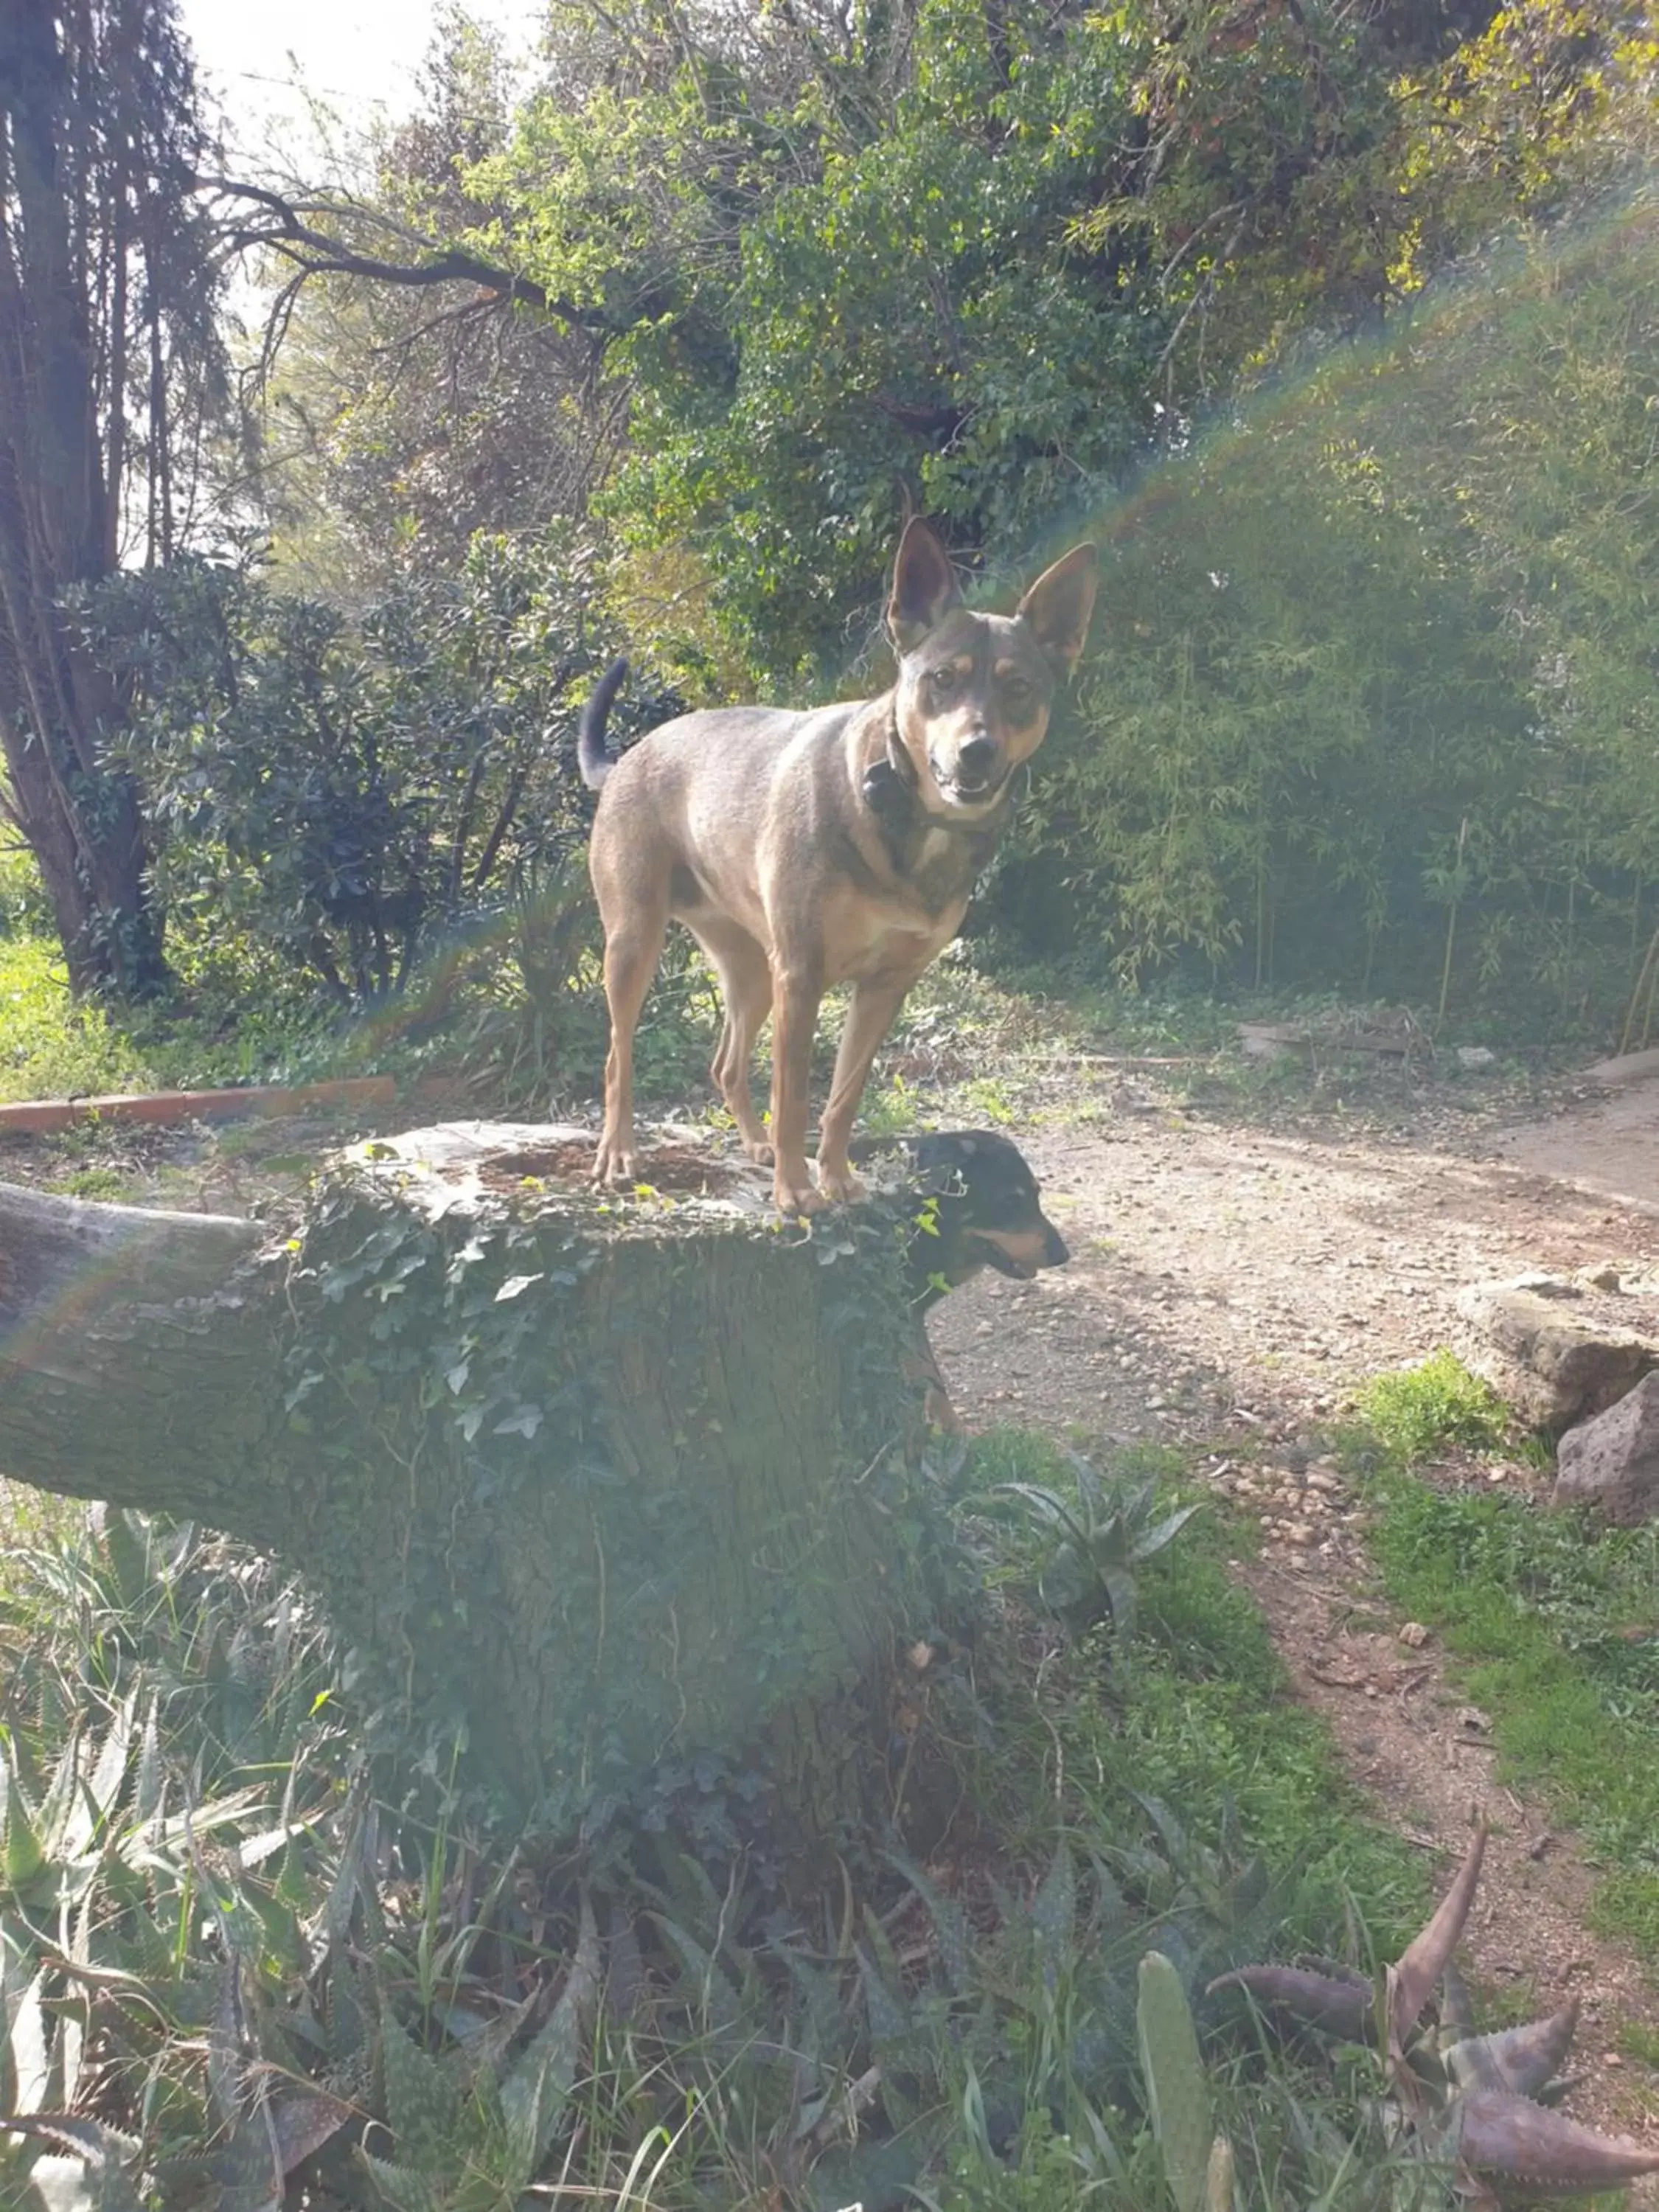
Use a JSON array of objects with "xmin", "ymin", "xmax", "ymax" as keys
[{"xmin": 177, "ymin": 0, "xmax": 546, "ymax": 162}]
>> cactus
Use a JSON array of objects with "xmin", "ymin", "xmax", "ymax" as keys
[
  {"xmin": 1208, "ymin": 1823, "xmax": 1659, "ymax": 2202},
  {"xmin": 1138, "ymin": 1950, "xmax": 1234, "ymax": 2212}
]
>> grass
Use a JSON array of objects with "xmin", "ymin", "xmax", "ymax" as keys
[
  {"xmin": 0, "ymin": 930, "xmax": 155, "ymax": 1101},
  {"xmin": 0, "ymin": 1435, "xmax": 1440, "ymax": 2211},
  {"xmin": 1345, "ymin": 1354, "xmax": 1659, "ymax": 1954}
]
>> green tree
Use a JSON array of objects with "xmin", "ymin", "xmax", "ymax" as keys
[{"xmin": 251, "ymin": 15, "xmax": 630, "ymax": 598}]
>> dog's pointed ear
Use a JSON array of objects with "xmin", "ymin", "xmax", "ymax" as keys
[
  {"xmin": 888, "ymin": 519, "xmax": 962, "ymax": 651},
  {"xmin": 1017, "ymin": 543, "xmax": 1099, "ymax": 672}
]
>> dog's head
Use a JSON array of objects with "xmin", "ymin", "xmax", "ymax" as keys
[
  {"xmin": 869, "ymin": 1130, "xmax": 1069, "ymax": 1306},
  {"xmin": 886, "ymin": 521, "xmax": 1098, "ymax": 822}
]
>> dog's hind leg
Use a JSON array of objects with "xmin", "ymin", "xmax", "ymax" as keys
[
  {"xmin": 690, "ymin": 917, "xmax": 775, "ymax": 1164},
  {"xmin": 813, "ymin": 968, "xmax": 915, "ymax": 1204},
  {"xmin": 593, "ymin": 897, "xmax": 669, "ymax": 1186}
]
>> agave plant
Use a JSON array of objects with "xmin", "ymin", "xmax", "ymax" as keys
[
  {"xmin": 991, "ymin": 1452, "xmax": 1202, "ymax": 1641},
  {"xmin": 358, "ymin": 1896, "xmax": 600, "ymax": 2211},
  {"xmin": 1208, "ymin": 1823, "xmax": 1659, "ymax": 2205}
]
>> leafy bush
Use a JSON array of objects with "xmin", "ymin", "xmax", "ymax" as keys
[
  {"xmin": 1001, "ymin": 192, "xmax": 1659, "ymax": 1019},
  {"xmin": 72, "ymin": 529, "xmax": 667, "ymax": 1009}
]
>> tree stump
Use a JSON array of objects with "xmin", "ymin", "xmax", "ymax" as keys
[{"xmin": 0, "ymin": 1125, "xmax": 956, "ymax": 1832}]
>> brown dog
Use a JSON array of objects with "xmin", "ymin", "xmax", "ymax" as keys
[{"xmin": 578, "ymin": 521, "xmax": 1097, "ymax": 1214}]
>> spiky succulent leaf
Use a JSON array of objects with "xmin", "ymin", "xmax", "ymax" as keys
[
  {"xmin": 1, "ymin": 2118, "xmax": 145, "ymax": 2211},
  {"xmin": 1, "ymin": 1745, "xmax": 46, "ymax": 1895},
  {"xmin": 501, "ymin": 1893, "xmax": 599, "ymax": 2177},
  {"xmin": 886, "ymin": 1848, "xmax": 971, "ymax": 1994},
  {"xmin": 1, "ymin": 1955, "xmax": 52, "ymax": 2115},
  {"xmin": 1031, "ymin": 1840, "xmax": 1078, "ymax": 1993},
  {"xmin": 1456, "ymin": 2088, "xmax": 1659, "ymax": 2191},
  {"xmin": 650, "ymin": 1912, "xmax": 742, "ymax": 2028},
  {"xmin": 1206, "ymin": 1964, "xmax": 1375, "ymax": 2046},
  {"xmin": 1447, "ymin": 1998, "xmax": 1580, "ymax": 2100},
  {"xmin": 1131, "ymin": 1502, "xmax": 1203, "ymax": 1564},
  {"xmin": 354, "ymin": 2145, "xmax": 446, "ymax": 2212},
  {"xmin": 1387, "ymin": 1824, "xmax": 1486, "ymax": 2077},
  {"xmin": 268, "ymin": 2090, "xmax": 351, "ymax": 2176},
  {"xmin": 378, "ymin": 2005, "xmax": 464, "ymax": 2190}
]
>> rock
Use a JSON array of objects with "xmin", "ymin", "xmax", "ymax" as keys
[
  {"xmin": 1552, "ymin": 1372, "xmax": 1659, "ymax": 1526},
  {"xmin": 1582, "ymin": 1046, "xmax": 1659, "ymax": 1089},
  {"xmin": 1456, "ymin": 1046, "xmax": 1498, "ymax": 1068},
  {"xmin": 1453, "ymin": 1276, "xmax": 1659, "ymax": 1430},
  {"xmin": 1239, "ymin": 1021, "xmax": 1309, "ymax": 1059},
  {"xmin": 1398, "ymin": 1621, "xmax": 1430, "ymax": 1648}
]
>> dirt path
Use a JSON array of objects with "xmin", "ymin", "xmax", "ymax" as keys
[{"xmin": 930, "ymin": 1076, "xmax": 1659, "ymax": 2149}]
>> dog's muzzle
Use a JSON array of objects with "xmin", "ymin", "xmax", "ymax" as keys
[
  {"xmin": 977, "ymin": 1223, "xmax": 1070, "ymax": 1280},
  {"xmin": 931, "ymin": 754, "xmax": 1009, "ymax": 809}
]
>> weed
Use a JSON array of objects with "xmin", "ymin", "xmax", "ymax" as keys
[
  {"xmin": 1351, "ymin": 1351, "xmax": 1509, "ymax": 1461},
  {"xmin": 45, "ymin": 1165, "xmax": 135, "ymax": 1201}
]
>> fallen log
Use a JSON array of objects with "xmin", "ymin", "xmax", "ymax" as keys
[{"xmin": 0, "ymin": 1125, "xmax": 953, "ymax": 1833}]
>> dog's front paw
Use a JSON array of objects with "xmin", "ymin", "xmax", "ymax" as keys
[
  {"xmin": 773, "ymin": 1169, "xmax": 824, "ymax": 1217},
  {"xmin": 813, "ymin": 1164, "xmax": 867, "ymax": 1206},
  {"xmin": 740, "ymin": 1135, "xmax": 776, "ymax": 1167},
  {"xmin": 591, "ymin": 1138, "xmax": 636, "ymax": 1186}
]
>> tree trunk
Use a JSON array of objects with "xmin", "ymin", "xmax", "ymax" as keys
[
  {"xmin": 0, "ymin": 1127, "xmax": 952, "ymax": 1832},
  {"xmin": 0, "ymin": 0, "xmax": 206, "ymax": 1000}
]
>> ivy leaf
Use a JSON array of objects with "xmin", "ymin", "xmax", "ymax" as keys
[{"xmin": 493, "ymin": 1405, "xmax": 543, "ymax": 1439}]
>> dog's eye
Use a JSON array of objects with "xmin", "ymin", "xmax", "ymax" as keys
[
  {"xmin": 929, "ymin": 666, "xmax": 960, "ymax": 695},
  {"xmin": 1001, "ymin": 675, "xmax": 1033, "ymax": 708}
]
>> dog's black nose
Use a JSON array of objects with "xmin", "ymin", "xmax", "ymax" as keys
[
  {"xmin": 1043, "ymin": 1223, "xmax": 1069, "ymax": 1267},
  {"xmin": 957, "ymin": 734, "xmax": 998, "ymax": 780}
]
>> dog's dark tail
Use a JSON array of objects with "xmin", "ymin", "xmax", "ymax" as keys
[{"xmin": 577, "ymin": 656, "xmax": 630, "ymax": 791}]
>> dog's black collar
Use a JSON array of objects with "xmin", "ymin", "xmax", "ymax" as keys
[{"xmin": 861, "ymin": 720, "xmax": 919, "ymax": 839}]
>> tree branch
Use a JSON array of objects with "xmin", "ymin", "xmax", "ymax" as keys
[{"xmin": 197, "ymin": 175, "xmax": 619, "ymax": 335}]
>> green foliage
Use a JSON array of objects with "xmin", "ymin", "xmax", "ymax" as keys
[
  {"xmin": 0, "ymin": 1423, "xmax": 1443, "ymax": 2210},
  {"xmin": 0, "ymin": 931, "xmax": 153, "ymax": 1104},
  {"xmin": 0, "ymin": 1512, "xmax": 355, "ymax": 2208},
  {"xmin": 456, "ymin": 0, "xmax": 1641, "ymax": 685},
  {"xmin": 363, "ymin": 1899, "xmax": 601, "ymax": 2211},
  {"xmin": 1350, "ymin": 1352, "xmax": 1510, "ymax": 1462},
  {"xmin": 70, "ymin": 529, "xmax": 641, "ymax": 1009}
]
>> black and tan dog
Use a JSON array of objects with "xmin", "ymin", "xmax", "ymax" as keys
[
  {"xmin": 857, "ymin": 1130, "xmax": 1070, "ymax": 1428},
  {"xmin": 577, "ymin": 521, "xmax": 1097, "ymax": 1214},
  {"xmin": 859, "ymin": 1130, "xmax": 1070, "ymax": 1308}
]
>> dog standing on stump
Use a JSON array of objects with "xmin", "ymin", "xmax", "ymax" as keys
[{"xmin": 578, "ymin": 521, "xmax": 1097, "ymax": 1215}]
